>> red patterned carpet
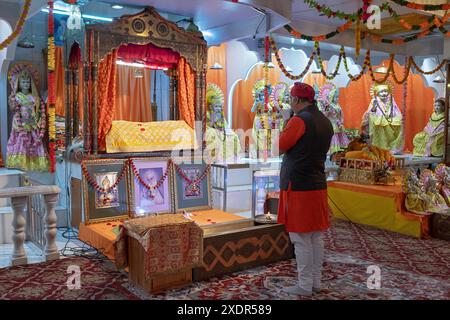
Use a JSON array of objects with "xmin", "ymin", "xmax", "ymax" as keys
[{"xmin": 0, "ymin": 219, "xmax": 449, "ymax": 300}]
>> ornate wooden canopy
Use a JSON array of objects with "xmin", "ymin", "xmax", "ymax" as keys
[
  {"xmin": 86, "ymin": 7, "xmax": 207, "ymax": 71},
  {"xmin": 63, "ymin": 7, "xmax": 208, "ymax": 157}
]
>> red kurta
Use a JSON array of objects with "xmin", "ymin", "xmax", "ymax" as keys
[{"xmin": 277, "ymin": 117, "xmax": 330, "ymax": 233}]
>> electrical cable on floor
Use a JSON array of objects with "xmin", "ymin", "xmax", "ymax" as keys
[
  {"xmin": 328, "ymin": 194, "xmax": 449, "ymax": 252},
  {"xmin": 57, "ymin": 226, "xmax": 117, "ymax": 263}
]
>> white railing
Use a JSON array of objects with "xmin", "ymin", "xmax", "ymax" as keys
[{"xmin": 0, "ymin": 186, "xmax": 61, "ymax": 266}]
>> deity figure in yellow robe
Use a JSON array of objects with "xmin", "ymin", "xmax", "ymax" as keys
[
  {"xmin": 420, "ymin": 169, "xmax": 448, "ymax": 213},
  {"xmin": 205, "ymin": 83, "xmax": 240, "ymax": 162},
  {"xmin": 361, "ymin": 82, "xmax": 403, "ymax": 154},
  {"xmin": 434, "ymin": 163, "xmax": 450, "ymax": 207},
  {"xmin": 413, "ymin": 98, "xmax": 445, "ymax": 158},
  {"xmin": 403, "ymin": 169, "xmax": 429, "ymax": 214}
]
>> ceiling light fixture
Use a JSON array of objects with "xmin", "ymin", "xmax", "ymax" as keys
[
  {"xmin": 374, "ymin": 66, "xmax": 389, "ymax": 74},
  {"xmin": 433, "ymin": 75, "xmax": 445, "ymax": 83},
  {"xmin": 116, "ymin": 60, "xmax": 168, "ymax": 70},
  {"xmin": 209, "ymin": 62, "xmax": 223, "ymax": 70},
  {"xmin": 111, "ymin": 5, "xmax": 123, "ymax": 9},
  {"xmin": 41, "ymin": 8, "xmax": 113, "ymax": 22}
]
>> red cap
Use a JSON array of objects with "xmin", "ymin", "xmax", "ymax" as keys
[{"xmin": 290, "ymin": 82, "xmax": 315, "ymax": 102}]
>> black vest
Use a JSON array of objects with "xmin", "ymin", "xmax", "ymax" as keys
[{"xmin": 280, "ymin": 104, "xmax": 334, "ymax": 191}]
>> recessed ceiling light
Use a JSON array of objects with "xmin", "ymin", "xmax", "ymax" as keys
[{"xmin": 111, "ymin": 5, "xmax": 123, "ymax": 9}]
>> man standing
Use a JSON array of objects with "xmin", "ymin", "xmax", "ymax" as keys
[{"xmin": 277, "ymin": 82, "xmax": 334, "ymax": 296}]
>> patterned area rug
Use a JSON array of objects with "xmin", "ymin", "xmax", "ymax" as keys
[
  {"xmin": 0, "ymin": 257, "xmax": 139, "ymax": 300},
  {"xmin": 0, "ymin": 220, "xmax": 449, "ymax": 300}
]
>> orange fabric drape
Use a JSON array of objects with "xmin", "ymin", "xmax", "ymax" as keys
[
  {"xmin": 232, "ymin": 59, "xmax": 281, "ymax": 131},
  {"xmin": 55, "ymin": 46, "xmax": 84, "ymax": 126},
  {"xmin": 97, "ymin": 50, "xmax": 118, "ymax": 151},
  {"xmin": 55, "ymin": 47, "xmax": 65, "ymax": 116},
  {"xmin": 114, "ymin": 65, "xmax": 152, "ymax": 122},
  {"xmin": 339, "ymin": 60, "xmax": 435, "ymax": 152},
  {"xmin": 177, "ymin": 57, "xmax": 195, "ymax": 128},
  {"xmin": 206, "ymin": 43, "xmax": 227, "ymax": 118}
]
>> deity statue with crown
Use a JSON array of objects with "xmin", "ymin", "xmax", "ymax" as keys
[
  {"xmin": 420, "ymin": 169, "xmax": 448, "ymax": 213},
  {"xmin": 6, "ymin": 63, "xmax": 49, "ymax": 171},
  {"xmin": 251, "ymin": 80, "xmax": 277, "ymax": 159},
  {"xmin": 361, "ymin": 81, "xmax": 403, "ymax": 154},
  {"xmin": 270, "ymin": 82, "xmax": 291, "ymax": 128},
  {"xmin": 205, "ymin": 83, "xmax": 240, "ymax": 162},
  {"xmin": 317, "ymin": 83, "xmax": 349, "ymax": 154},
  {"xmin": 413, "ymin": 98, "xmax": 445, "ymax": 158}
]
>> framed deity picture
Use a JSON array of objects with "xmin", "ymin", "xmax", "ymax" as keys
[
  {"xmin": 128, "ymin": 157, "xmax": 173, "ymax": 216},
  {"xmin": 82, "ymin": 159, "xmax": 130, "ymax": 224},
  {"xmin": 173, "ymin": 159, "xmax": 212, "ymax": 211}
]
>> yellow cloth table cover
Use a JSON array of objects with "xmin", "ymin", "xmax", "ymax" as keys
[
  {"xmin": 106, "ymin": 120, "xmax": 198, "ymax": 153},
  {"xmin": 328, "ymin": 181, "xmax": 429, "ymax": 238}
]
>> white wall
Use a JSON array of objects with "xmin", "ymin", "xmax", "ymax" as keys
[{"xmin": 0, "ymin": 18, "xmax": 12, "ymax": 161}]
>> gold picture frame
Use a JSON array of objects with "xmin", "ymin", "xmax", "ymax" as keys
[
  {"xmin": 173, "ymin": 157, "xmax": 212, "ymax": 212},
  {"xmin": 128, "ymin": 157, "xmax": 175, "ymax": 217},
  {"xmin": 82, "ymin": 159, "xmax": 130, "ymax": 224}
]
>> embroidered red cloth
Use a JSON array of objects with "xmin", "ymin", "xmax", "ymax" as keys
[{"xmin": 122, "ymin": 214, "xmax": 203, "ymax": 277}]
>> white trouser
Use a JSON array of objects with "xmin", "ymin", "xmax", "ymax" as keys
[{"xmin": 289, "ymin": 231, "xmax": 324, "ymax": 292}]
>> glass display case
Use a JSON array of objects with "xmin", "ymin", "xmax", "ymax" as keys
[{"xmin": 252, "ymin": 169, "xmax": 280, "ymax": 223}]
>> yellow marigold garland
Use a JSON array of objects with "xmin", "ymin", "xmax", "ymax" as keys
[{"xmin": 0, "ymin": 0, "xmax": 32, "ymax": 51}]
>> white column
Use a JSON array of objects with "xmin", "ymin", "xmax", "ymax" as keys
[
  {"xmin": 10, "ymin": 196, "xmax": 28, "ymax": 266},
  {"xmin": 43, "ymin": 193, "xmax": 60, "ymax": 261}
]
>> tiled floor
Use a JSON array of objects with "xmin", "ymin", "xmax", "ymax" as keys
[{"xmin": 0, "ymin": 229, "xmax": 85, "ymax": 268}]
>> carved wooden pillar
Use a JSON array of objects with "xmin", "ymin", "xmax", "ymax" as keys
[
  {"xmin": 73, "ymin": 68, "xmax": 79, "ymax": 138},
  {"xmin": 195, "ymin": 72, "xmax": 202, "ymax": 122},
  {"xmin": 169, "ymin": 73, "xmax": 174, "ymax": 120},
  {"xmin": 174, "ymin": 76, "xmax": 178, "ymax": 120},
  {"xmin": 43, "ymin": 193, "xmax": 60, "ymax": 261},
  {"xmin": 65, "ymin": 68, "xmax": 72, "ymax": 150},
  {"xmin": 11, "ymin": 196, "xmax": 28, "ymax": 266},
  {"xmin": 91, "ymin": 63, "xmax": 98, "ymax": 155},
  {"xmin": 83, "ymin": 63, "xmax": 90, "ymax": 154}
]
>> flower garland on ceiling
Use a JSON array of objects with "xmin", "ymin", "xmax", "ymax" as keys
[
  {"xmin": 270, "ymin": 37, "xmax": 447, "ymax": 84},
  {"xmin": 303, "ymin": 0, "xmax": 362, "ymax": 21},
  {"xmin": 342, "ymin": 49, "xmax": 371, "ymax": 81},
  {"xmin": 389, "ymin": 0, "xmax": 450, "ymax": 11},
  {"xmin": 316, "ymin": 43, "xmax": 345, "ymax": 80},
  {"xmin": 284, "ymin": 21, "xmax": 353, "ymax": 41},
  {"xmin": 0, "ymin": 0, "xmax": 32, "ymax": 51},
  {"xmin": 269, "ymin": 37, "xmax": 317, "ymax": 80},
  {"xmin": 303, "ymin": 0, "xmax": 450, "ymax": 41},
  {"xmin": 48, "ymin": 1, "xmax": 56, "ymax": 172}
]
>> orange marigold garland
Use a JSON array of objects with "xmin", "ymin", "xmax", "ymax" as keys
[
  {"xmin": 0, "ymin": 0, "xmax": 32, "ymax": 51},
  {"xmin": 269, "ymin": 37, "xmax": 316, "ymax": 80},
  {"xmin": 48, "ymin": 1, "xmax": 56, "ymax": 172}
]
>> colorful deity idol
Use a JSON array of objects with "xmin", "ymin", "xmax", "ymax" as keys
[
  {"xmin": 420, "ymin": 169, "xmax": 448, "ymax": 213},
  {"xmin": 361, "ymin": 82, "xmax": 403, "ymax": 154},
  {"xmin": 205, "ymin": 83, "xmax": 240, "ymax": 162},
  {"xmin": 413, "ymin": 98, "xmax": 445, "ymax": 157},
  {"xmin": 403, "ymin": 169, "xmax": 429, "ymax": 214},
  {"xmin": 434, "ymin": 163, "xmax": 450, "ymax": 206},
  {"xmin": 251, "ymin": 80, "xmax": 277, "ymax": 158},
  {"xmin": 270, "ymin": 82, "xmax": 291, "ymax": 126},
  {"xmin": 6, "ymin": 64, "xmax": 49, "ymax": 171},
  {"xmin": 317, "ymin": 83, "xmax": 349, "ymax": 154}
]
